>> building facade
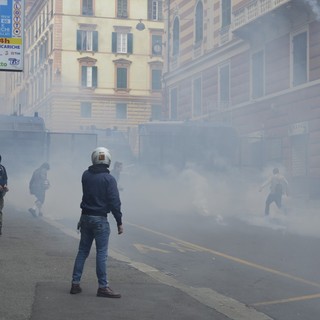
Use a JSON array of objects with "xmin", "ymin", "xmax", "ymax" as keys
[
  {"xmin": 162, "ymin": 0, "xmax": 320, "ymax": 197},
  {"xmin": 5, "ymin": 0, "xmax": 164, "ymax": 138}
]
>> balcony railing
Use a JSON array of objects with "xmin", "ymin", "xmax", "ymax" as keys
[
  {"xmin": 232, "ymin": 0, "xmax": 291, "ymax": 30},
  {"xmin": 219, "ymin": 25, "xmax": 232, "ymax": 45}
]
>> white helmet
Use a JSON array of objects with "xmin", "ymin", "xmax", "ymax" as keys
[{"xmin": 91, "ymin": 147, "xmax": 111, "ymax": 166}]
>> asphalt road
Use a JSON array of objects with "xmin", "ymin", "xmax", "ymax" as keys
[{"xmin": 58, "ymin": 207, "xmax": 320, "ymax": 320}]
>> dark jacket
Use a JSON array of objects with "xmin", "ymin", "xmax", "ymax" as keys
[
  {"xmin": 0, "ymin": 164, "xmax": 8, "ymax": 187},
  {"xmin": 29, "ymin": 166, "xmax": 48, "ymax": 197},
  {"xmin": 80, "ymin": 164, "xmax": 122, "ymax": 226}
]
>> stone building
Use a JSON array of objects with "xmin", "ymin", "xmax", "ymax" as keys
[
  {"xmin": 5, "ymin": 0, "xmax": 164, "ymax": 139},
  {"xmin": 162, "ymin": 0, "xmax": 320, "ymax": 197}
]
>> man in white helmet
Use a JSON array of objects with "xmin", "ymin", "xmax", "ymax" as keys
[{"xmin": 70, "ymin": 147, "xmax": 123, "ymax": 298}]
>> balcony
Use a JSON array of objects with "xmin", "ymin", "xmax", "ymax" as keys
[
  {"xmin": 233, "ymin": 0, "xmax": 291, "ymax": 31},
  {"xmin": 232, "ymin": 0, "xmax": 313, "ymax": 41}
]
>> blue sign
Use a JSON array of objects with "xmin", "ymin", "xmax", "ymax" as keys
[{"xmin": 0, "ymin": 0, "xmax": 24, "ymax": 71}]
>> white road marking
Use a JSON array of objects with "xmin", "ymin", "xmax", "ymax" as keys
[
  {"xmin": 134, "ymin": 243, "xmax": 170, "ymax": 254},
  {"xmin": 110, "ymin": 249, "xmax": 274, "ymax": 320},
  {"xmin": 44, "ymin": 217, "xmax": 274, "ymax": 320}
]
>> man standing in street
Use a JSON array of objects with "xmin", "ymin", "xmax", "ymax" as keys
[
  {"xmin": 259, "ymin": 167, "xmax": 289, "ymax": 216},
  {"xmin": 29, "ymin": 162, "xmax": 50, "ymax": 217},
  {"xmin": 70, "ymin": 147, "xmax": 123, "ymax": 298},
  {"xmin": 0, "ymin": 155, "xmax": 9, "ymax": 235}
]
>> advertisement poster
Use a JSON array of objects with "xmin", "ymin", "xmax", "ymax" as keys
[{"xmin": 0, "ymin": 0, "xmax": 24, "ymax": 71}]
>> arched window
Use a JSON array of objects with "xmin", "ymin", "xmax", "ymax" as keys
[
  {"xmin": 195, "ymin": 1, "xmax": 203, "ymax": 44},
  {"xmin": 172, "ymin": 17, "xmax": 180, "ymax": 56}
]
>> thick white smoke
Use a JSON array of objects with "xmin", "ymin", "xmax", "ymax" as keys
[{"xmin": 304, "ymin": 0, "xmax": 320, "ymax": 20}]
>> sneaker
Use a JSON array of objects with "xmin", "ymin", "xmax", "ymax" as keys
[
  {"xmin": 70, "ymin": 284, "xmax": 82, "ymax": 294},
  {"xmin": 29, "ymin": 208, "xmax": 37, "ymax": 218},
  {"xmin": 97, "ymin": 287, "xmax": 121, "ymax": 298}
]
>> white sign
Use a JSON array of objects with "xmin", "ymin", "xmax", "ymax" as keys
[
  {"xmin": 288, "ymin": 121, "xmax": 308, "ymax": 136},
  {"xmin": 0, "ymin": 0, "xmax": 24, "ymax": 71}
]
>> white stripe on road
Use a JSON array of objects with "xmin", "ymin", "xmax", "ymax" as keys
[
  {"xmin": 44, "ymin": 217, "xmax": 273, "ymax": 320},
  {"xmin": 110, "ymin": 249, "xmax": 274, "ymax": 320}
]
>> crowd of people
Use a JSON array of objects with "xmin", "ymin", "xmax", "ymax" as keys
[{"xmin": 0, "ymin": 146, "xmax": 292, "ymax": 299}]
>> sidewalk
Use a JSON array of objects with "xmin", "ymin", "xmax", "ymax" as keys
[{"xmin": 0, "ymin": 204, "xmax": 236, "ymax": 320}]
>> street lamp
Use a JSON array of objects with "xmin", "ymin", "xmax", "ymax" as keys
[{"xmin": 136, "ymin": 19, "xmax": 146, "ymax": 31}]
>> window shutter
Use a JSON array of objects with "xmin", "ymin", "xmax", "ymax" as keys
[
  {"xmin": 81, "ymin": 66, "xmax": 87, "ymax": 86},
  {"xmin": 77, "ymin": 30, "xmax": 82, "ymax": 51},
  {"xmin": 117, "ymin": 68, "xmax": 127, "ymax": 88},
  {"xmin": 93, "ymin": 31, "xmax": 98, "ymax": 52},
  {"xmin": 88, "ymin": 0, "xmax": 93, "ymax": 15},
  {"xmin": 148, "ymin": 0, "xmax": 152, "ymax": 19},
  {"xmin": 127, "ymin": 33, "xmax": 133, "ymax": 54},
  {"xmin": 158, "ymin": 1, "xmax": 163, "ymax": 20},
  {"xmin": 112, "ymin": 32, "xmax": 117, "ymax": 53},
  {"xmin": 92, "ymin": 66, "xmax": 98, "ymax": 87},
  {"xmin": 152, "ymin": 69, "xmax": 162, "ymax": 90},
  {"xmin": 123, "ymin": 0, "xmax": 128, "ymax": 17}
]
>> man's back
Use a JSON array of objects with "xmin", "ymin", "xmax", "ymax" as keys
[{"xmin": 269, "ymin": 173, "xmax": 288, "ymax": 194}]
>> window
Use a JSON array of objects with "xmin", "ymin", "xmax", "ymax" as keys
[
  {"xmin": 152, "ymin": 34, "xmax": 162, "ymax": 55},
  {"xmin": 116, "ymin": 103, "xmax": 127, "ymax": 119},
  {"xmin": 82, "ymin": 0, "xmax": 93, "ymax": 16},
  {"xmin": 77, "ymin": 30, "xmax": 98, "ymax": 52},
  {"xmin": 151, "ymin": 104, "xmax": 162, "ymax": 120},
  {"xmin": 251, "ymin": 50, "xmax": 264, "ymax": 98},
  {"xmin": 172, "ymin": 18, "xmax": 180, "ymax": 56},
  {"xmin": 219, "ymin": 64, "xmax": 230, "ymax": 106},
  {"xmin": 292, "ymin": 31, "xmax": 308, "ymax": 87},
  {"xmin": 112, "ymin": 32, "xmax": 133, "ymax": 54},
  {"xmin": 117, "ymin": 0, "xmax": 128, "ymax": 18},
  {"xmin": 81, "ymin": 66, "xmax": 98, "ymax": 88},
  {"xmin": 193, "ymin": 77, "xmax": 202, "ymax": 116},
  {"xmin": 170, "ymin": 88, "xmax": 178, "ymax": 120},
  {"xmin": 152, "ymin": 69, "xmax": 162, "ymax": 90},
  {"xmin": 195, "ymin": 1, "xmax": 203, "ymax": 44},
  {"xmin": 81, "ymin": 102, "xmax": 92, "ymax": 118},
  {"xmin": 117, "ymin": 67, "xmax": 128, "ymax": 89},
  {"xmin": 148, "ymin": 0, "xmax": 163, "ymax": 21},
  {"xmin": 114, "ymin": 58, "xmax": 131, "ymax": 90},
  {"xmin": 221, "ymin": 0, "xmax": 231, "ymax": 28}
]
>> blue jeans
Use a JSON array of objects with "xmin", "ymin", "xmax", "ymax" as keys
[{"xmin": 72, "ymin": 215, "xmax": 110, "ymax": 288}]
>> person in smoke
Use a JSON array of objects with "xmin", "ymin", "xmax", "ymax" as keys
[
  {"xmin": 0, "ymin": 155, "xmax": 9, "ymax": 235},
  {"xmin": 28, "ymin": 162, "xmax": 50, "ymax": 218},
  {"xmin": 259, "ymin": 167, "xmax": 288, "ymax": 216},
  {"xmin": 70, "ymin": 147, "xmax": 123, "ymax": 298},
  {"xmin": 110, "ymin": 161, "xmax": 123, "ymax": 190}
]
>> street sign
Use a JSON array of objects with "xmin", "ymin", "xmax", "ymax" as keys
[{"xmin": 0, "ymin": 0, "xmax": 24, "ymax": 72}]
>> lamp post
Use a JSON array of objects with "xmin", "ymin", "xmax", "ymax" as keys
[{"xmin": 135, "ymin": 0, "xmax": 171, "ymax": 72}]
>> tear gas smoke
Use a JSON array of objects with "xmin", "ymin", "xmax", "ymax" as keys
[{"xmin": 304, "ymin": 0, "xmax": 320, "ymax": 21}]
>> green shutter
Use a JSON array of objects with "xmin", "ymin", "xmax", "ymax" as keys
[
  {"xmin": 147, "ymin": 0, "xmax": 152, "ymax": 19},
  {"xmin": 92, "ymin": 66, "xmax": 98, "ymax": 87},
  {"xmin": 152, "ymin": 70, "xmax": 162, "ymax": 90},
  {"xmin": 93, "ymin": 31, "xmax": 98, "ymax": 52},
  {"xmin": 77, "ymin": 30, "xmax": 82, "ymax": 51},
  {"xmin": 117, "ymin": 67, "xmax": 127, "ymax": 88},
  {"xmin": 158, "ymin": 1, "xmax": 163, "ymax": 20},
  {"xmin": 112, "ymin": 32, "xmax": 117, "ymax": 53},
  {"xmin": 127, "ymin": 33, "xmax": 133, "ymax": 54},
  {"xmin": 81, "ymin": 66, "xmax": 87, "ymax": 86}
]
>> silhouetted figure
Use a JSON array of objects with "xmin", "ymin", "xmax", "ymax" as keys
[
  {"xmin": 29, "ymin": 162, "xmax": 50, "ymax": 217},
  {"xmin": 259, "ymin": 168, "xmax": 288, "ymax": 216},
  {"xmin": 0, "ymin": 155, "xmax": 9, "ymax": 235},
  {"xmin": 110, "ymin": 161, "xmax": 123, "ymax": 190}
]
